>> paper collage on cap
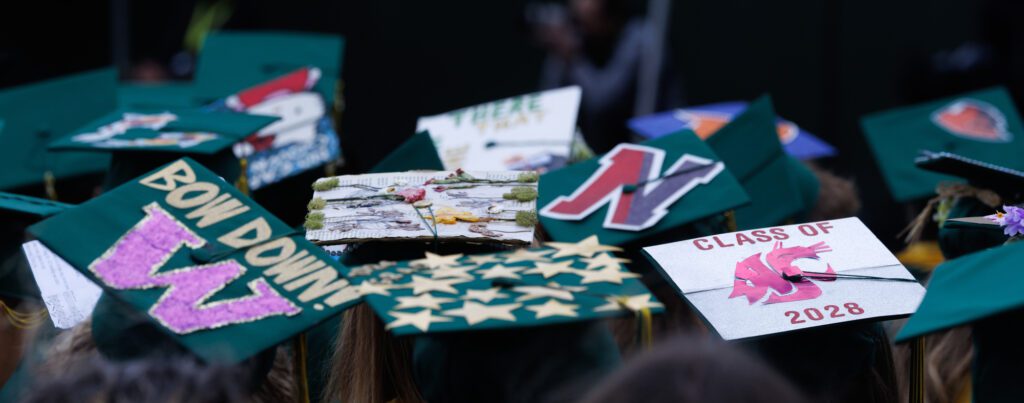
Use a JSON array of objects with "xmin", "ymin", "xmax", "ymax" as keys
[
  {"xmin": 416, "ymin": 86, "xmax": 581, "ymax": 173},
  {"xmin": 643, "ymin": 217, "xmax": 925, "ymax": 339},
  {"xmin": 305, "ymin": 169, "xmax": 539, "ymax": 245},
  {"xmin": 628, "ymin": 101, "xmax": 836, "ymax": 160},
  {"xmin": 28, "ymin": 158, "xmax": 358, "ymax": 363},
  {"xmin": 343, "ymin": 235, "xmax": 662, "ymax": 336},
  {"xmin": 206, "ymin": 67, "xmax": 341, "ymax": 190}
]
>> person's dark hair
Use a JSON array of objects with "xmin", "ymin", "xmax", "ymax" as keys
[
  {"xmin": 578, "ymin": 333, "xmax": 807, "ymax": 403},
  {"xmin": 23, "ymin": 355, "xmax": 249, "ymax": 403}
]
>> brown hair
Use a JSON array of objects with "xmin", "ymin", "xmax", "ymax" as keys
[
  {"xmin": 326, "ymin": 303, "xmax": 422, "ymax": 403},
  {"xmin": 806, "ymin": 162, "xmax": 862, "ymax": 221}
]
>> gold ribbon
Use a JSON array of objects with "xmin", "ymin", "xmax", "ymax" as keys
[
  {"xmin": 901, "ymin": 183, "xmax": 1001, "ymax": 244},
  {"xmin": 724, "ymin": 210, "xmax": 737, "ymax": 233},
  {"xmin": 44, "ymin": 170, "xmax": 58, "ymax": 201},
  {"xmin": 235, "ymin": 157, "xmax": 250, "ymax": 196},
  {"xmin": 1, "ymin": 300, "xmax": 48, "ymax": 329}
]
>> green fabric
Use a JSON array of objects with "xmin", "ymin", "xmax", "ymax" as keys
[
  {"xmin": 0, "ymin": 192, "xmax": 73, "ymax": 217},
  {"xmin": 118, "ymin": 82, "xmax": 199, "ymax": 110},
  {"xmin": 0, "ymin": 68, "xmax": 117, "ymax": 190},
  {"xmin": 705, "ymin": 95, "xmax": 804, "ymax": 230},
  {"xmin": 0, "ymin": 192, "xmax": 72, "ymax": 300},
  {"xmin": 28, "ymin": 157, "xmax": 354, "ymax": 363},
  {"xmin": 50, "ymin": 108, "xmax": 278, "ymax": 155},
  {"xmin": 971, "ymin": 308, "xmax": 1024, "ymax": 403},
  {"xmin": 370, "ymin": 131, "xmax": 444, "ymax": 173},
  {"xmin": 861, "ymin": 87, "xmax": 1024, "ymax": 202},
  {"xmin": 788, "ymin": 158, "xmax": 820, "ymax": 221},
  {"xmin": 538, "ymin": 130, "xmax": 749, "ymax": 246},
  {"xmin": 938, "ymin": 198, "xmax": 1007, "ymax": 260},
  {"xmin": 194, "ymin": 31, "xmax": 344, "ymax": 105},
  {"xmin": 413, "ymin": 321, "xmax": 621, "ymax": 402},
  {"xmin": 343, "ymin": 244, "xmax": 663, "ymax": 336},
  {"xmin": 896, "ymin": 241, "xmax": 1023, "ymax": 342}
]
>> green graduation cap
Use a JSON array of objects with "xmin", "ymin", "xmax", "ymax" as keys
[
  {"xmin": 48, "ymin": 108, "xmax": 277, "ymax": 189},
  {"xmin": 28, "ymin": 157, "xmax": 359, "ymax": 363},
  {"xmin": 538, "ymin": 128, "xmax": 749, "ymax": 247},
  {"xmin": 0, "ymin": 192, "xmax": 72, "ymax": 301},
  {"xmin": 194, "ymin": 31, "xmax": 344, "ymax": 105},
  {"xmin": 118, "ymin": 81, "xmax": 199, "ymax": 110},
  {"xmin": 370, "ymin": 131, "xmax": 445, "ymax": 173},
  {"xmin": 896, "ymin": 242, "xmax": 1024, "ymax": 402},
  {"xmin": 344, "ymin": 235, "xmax": 663, "ymax": 336},
  {"xmin": 861, "ymin": 87, "xmax": 1024, "ymax": 202},
  {"xmin": 703, "ymin": 95, "xmax": 812, "ymax": 230},
  {"xmin": 0, "ymin": 68, "xmax": 117, "ymax": 192}
]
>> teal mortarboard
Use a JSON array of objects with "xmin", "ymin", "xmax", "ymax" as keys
[
  {"xmin": 537, "ymin": 128, "xmax": 748, "ymax": 247},
  {"xmin": 896, "ymin": 242, "xmax": 1024, "ymax": 402},
  {"xmin": 370, "ymin": 131, "xmax": 445, "ymax": 173},
  {"xmin": 343, "ymin": 235, "xmax": 663, "ymax": 336},
  {"xmin": 118, "ymin": 81, "xmax": 199, "ymax": 110},
  {"xmin": 28, "ymin": 157, "xmax": 359, "ymax": 363},
  {"xmin": 194, "ymin": 31, "xmax": 344, "ymax": 106},
  {"xmin": 49, "ymin": 108, "xmax": 277, "ymax": 189},
  {"xmin": 702, "ymin": 95, "xmax": 812, "ymax": 230},
  {"xmin": 861, "ymin": 87, "xmax": 1024, "ymax": 202},
  {"xmin": 0, "ymin": 68, "xmax": 117, "ymax": 192},
  {"xmin": 0, "ymin": 192, "xmax": 72, "ymax": 302}
]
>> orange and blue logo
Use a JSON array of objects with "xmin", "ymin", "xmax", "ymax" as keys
[{"xmin": 931, "ymin": 98, "xmax": 1013, "ymax": 143}]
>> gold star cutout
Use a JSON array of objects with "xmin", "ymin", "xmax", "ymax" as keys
[
  {"xmin": 594, "ymin": 294, "xmax": 664, "ymax": 313},
  {"xmin": 461, "ymin": 287, "xmax": 509, "ymax": 303},
  {"xmin": 394, "ymin": 293, "xmax": 456, "ymax": 310},
  {"xmin": 407, "ymin": 275, "xmax": 469, "ymax": 295},
  {"xmin": 513, "ymin": 284, "xmax": 574, "ymax": 302},
  {"xmin": 544, "ymin": 235, "xmax": 622, "ymax": 259},
  {"xmin": 502, "ymin": 248, "xmax": 553, "ymax": 263},
  {"xmin": 581, "ymin": 253, "xmax": 631, "ymax": 270},
  {"xmin": 526, "ymin": 299, "xmax": 579, "ymax": 319},
  {"xmin": 444, "ymin": 301, "xmax": 522, "ymax": 326},
  {"xmin": 412, "ymin": 252, "xmax": 464, "ymax": 269},
  {"xmin": 354, "ymin": 282, "xmax": 394, "ymax": 297},
  {"xmin": 386, "ymin": 309, "xmax": 453, "ymax": 332},
  {"xmin": 463, "ymin": 254, "xmax": 505, "ymax": 265},
  {"xmin": 477, "ymin": 264, "xmax": 523, "ymax": 280},
  {"xmin": 522, "ymin": 260, "xmax": 578, "ymax": 279},
  {"xmin": 575, "ymin": 266, "xmax": 642, "ymax": 285},
  {"xmin": 430, "ymin": 265, "xmax": 475, "ymax": 280}
]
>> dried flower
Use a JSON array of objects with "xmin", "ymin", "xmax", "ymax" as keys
[
  {"xmin": 516, "ymin": 171, "xmax": 539, "ymax": 183},
  {"xmin": 304, "ymin": 211, "xmax": 326, "ymax": 230},
  {"xmin": 986, "ymin": 205, "xmax": 1024, "ymax": 237},
  {"xmin": 515, "ymin": 210, "xmax": 538, "ymax": 227},
  {"xmin": 487, "ymin": 204, "xmax": 504, "ymax": 214},
  {"xmin": 396, "ymin": 187, "xmax": 426, "ymax": 203},
  {"xmin": 307, "ymin": 197, "xmax": 326, "ymax": 210},
  {"xmin": 503, "ymin": 187, "xmax": 538, "ymax": 202},
  {"xmin": 311, "ymin": 177, "xmax": 340, "ymax": 191}
]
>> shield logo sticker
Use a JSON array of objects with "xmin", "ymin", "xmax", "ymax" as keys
[{"xmin": 931, "ymin": 98, "xmax": 1013, "ymax": 143}]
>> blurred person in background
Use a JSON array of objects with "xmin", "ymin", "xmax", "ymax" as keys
[{"xmin": 532, "ymin": 0, "xmax": 682, "ymax": 154}]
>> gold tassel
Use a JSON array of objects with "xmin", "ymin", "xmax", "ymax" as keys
[
  {"xmin": 44, "ymin": 170, "xmax": 58, "ymax": 201},
  {"xmin": 295, "ymin": 333, "xmax": 311, "ymax": 403},
  {"xmin": 639, "ymin": 307, "xmax": 653, "ymax": 349},
  {"xmin": 1, "ymin": 300, "xmax": 49, "ymax": 329},
  {"xmin": 235, "ymin": 157, "xmax": 250, "ymax": 196},
  {"xmin": 909, "ymin": 337, "xmax": 926, "ymax": 403},
  {"xmin": 724, "ymin": 210, "xmax": 737, "ymax": 232}
]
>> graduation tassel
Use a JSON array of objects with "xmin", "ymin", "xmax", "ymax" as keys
[
  {"xmin": 44, "ymin": 170, "xmax": 58, "ymax": 201},
  {"xmin": 1, "ymin": 301, "xmax": 48, "ymax": 329},
  {"xmin": 909, "ymin": 337, "xmax": 925, "ymax": 403},
  {"xmin": 235, "ymin": 157, "xmax": 250, "ymax": 196},
  {"xmin": 724, "ymin": 210, "xmax": 737, "ymax": 232},
  {"xmin": 295, "ymin": 333, "xmax": 312, "ymax": 403}
]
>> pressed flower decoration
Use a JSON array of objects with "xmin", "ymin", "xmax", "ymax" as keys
[{"xmin": 986, "ymin": 205, "xmax": 1024, "ymax": 237}]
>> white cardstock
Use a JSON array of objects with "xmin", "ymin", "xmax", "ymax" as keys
[
  {"xmin": 416, "ymin": 86, "xmax": 581, "ymax": 172},
  {"xmin": 306, "ymin": 171, "xmax": 537, "ymax": 245},
  {"xmin": 22, "ymin": 240, "xmax": 102, "ymax": 329},
  {"xmin": 643, "ymin": 217, "xmax": 925, "ymax": 340}
]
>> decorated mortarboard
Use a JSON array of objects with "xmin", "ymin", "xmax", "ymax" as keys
[
  {"xmin": 896, "ymin": 241, "xmax": 1024, "ymax": 341},
  {"xmin": 370, "ymin": 131, "xmax": 445, "ymax": 173},
  {"xmin": 1, "ymin": 192, "xmax": 73, "ymax": 302},
  {"xmin": 628, "ymin": 101, "xmax": 836, "ymax": 160},
  {"xmin": 861, "ymin": 87, "xmax": 1024, "ymax": 202},
  {"xmin": 305, "ymin": 169, "xmax": 540, "ymax": 246},
  {"xmin": 537, "ymin": 126, "xmax": 748, "ymax": 246},
  {"xmin": 702, "ymin": 95, "xmax": 812, "ymax": 230},
  {"xmin": 205, "ymin": 67, "xmax": 342, "ymax": 190},
  {"xmin": 0, "ymin": 68, "xmax": 117, "ymax": 191},
  {"xmin": 27, "ymin": 157, "xmax": 359, "ymax": 363},
  {"xmin": 643, "ymin": 217, "xmax": 925, "ymax": 340},
  {"xmin": 915, "ymin": 151, "xmax": 1024, "ymax": 202},
  {"xmin": 342, "ymin": 235, "xmax": 662, "ymax": 335},
  {"xmin": 194, "ymin": 31, "xmax": 343, "ymax": 106},
  {"xmin": 416, "ymin": 86, "xmax": 581, "ymax": 172},
  {"xmin": 117, "ymin": 81, "xmax": 199, "ymax": 110}
]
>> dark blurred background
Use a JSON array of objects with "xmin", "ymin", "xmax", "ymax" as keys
[{"xmin": 3, "ymin": 0, "xmax": 1023, "ymax": 245}]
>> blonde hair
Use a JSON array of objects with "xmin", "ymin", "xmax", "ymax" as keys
[{"xmin": 326, "ymin": 304, "xmax": 423, "ymax": 403}]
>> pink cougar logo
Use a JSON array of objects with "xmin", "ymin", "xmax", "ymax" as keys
[{"xmin": 729, "ymin": 241, "xmax": 836, "ymax": 304}]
